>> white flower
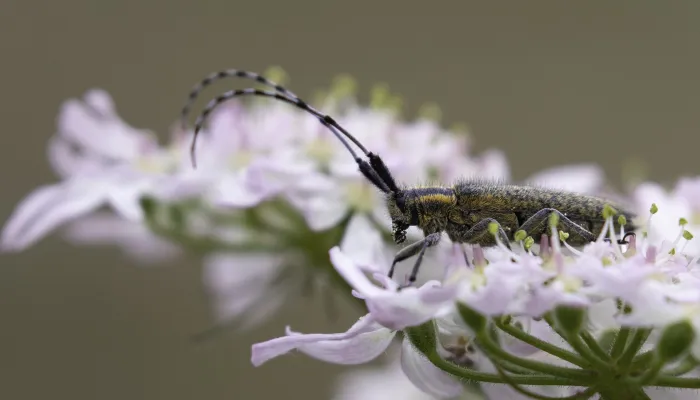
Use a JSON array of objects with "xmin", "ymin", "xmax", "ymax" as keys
[
  {"xmin": 633, "ymin": 178, "xmax": 700, "ymax": 257},
  {"xmin": 251, "ymin": 314, "xmax": 464, "ymax": 399},
  {"xmin": 63, "ymin": 212, "xmax": 181, "ymax": 264},
  {"xmin": 330, "ymin": 246, "xmax": 458, "ymax": 330},
  {"xmin": 1, "ymin": 90, "xmax": 183, "ymax": 251},
  {"xmin": 201, "ymin": 252, "xmax": 294, "ymax": 330},
  {"xmin": 332, "ymin": 354, "xmax": 443, "ymax": 400}
]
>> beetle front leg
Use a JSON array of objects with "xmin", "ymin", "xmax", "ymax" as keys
[{"xmin": 387, "ymin": 232, "xmax": 442, "ymax": 286}]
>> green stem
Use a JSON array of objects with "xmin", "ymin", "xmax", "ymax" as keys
[
  {"xmin": 477, "ymin": 328, "xmax": 594, "ymax": 381},
  {"xmin": 618, "ymin": 328, "xmax": 652, "ymax": 371},
  {"xmin": 653, "ymin": 375, "xmax": 700, "ymax": 388},
  {"xmin": 580, "ymin": 331, "xmax": 611, "ymax": 362},
  {"xmin": 565, "ymin": 333, "xmax": 612, "ymax": 373},
  {"xmin": 610, "ymin": 327, "xmax": 631, "ymax": 359},
  {"xmin": 494, "ymin": 318, "xmax": 589, "ymax": 368},
  {"xmin": 662, "ymin": 357, "xmax": 699, "ymax": 376},
  {"xmin": 492, "ymin": 361, "xmax": 596, "ymax": 400},
  {"xmin": 426, "ymin": 351, "xmax": 582, "ymax": 385},
  {"xmin": 637, "ymin": 356, "xmax": 664, "ymax": 385}
]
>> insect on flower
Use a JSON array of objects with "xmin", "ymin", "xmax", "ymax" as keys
[{"xmin": 180, "ymin": 69, "xmax": 638, "ymax": 287}]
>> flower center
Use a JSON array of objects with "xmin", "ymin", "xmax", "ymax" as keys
[
  {"xmin": 344, "ymin": 181, "xmax": 376, "ymax": 213},
  {"xmin": 228, "ymin": 151, "xmax": 255, "ymax": 170},
  {"xmin": 305, "ymin": 138, "xmax": 335, "ymax": 166},
  {"xmin": 558, "ymin": 274, "xmax": 583, "ymax": 292}
]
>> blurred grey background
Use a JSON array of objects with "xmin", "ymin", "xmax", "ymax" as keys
[{"xmin": 1, "ymin": 1, "xmax": 699, "ymax": 399}]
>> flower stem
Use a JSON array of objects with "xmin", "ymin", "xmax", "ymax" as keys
[
  {"xmin": 637, "ymin": 356, "xmax": 664, "ymax": 385},
  {"xmin": 618, "ymin": 328, "xmax": 652, "ymax": 371},
  {"xmin": 494, "ymin": 318, "xmax": 589, "ymax": 368},
  {"xmin": 426, "ymin": 351, "xmax": 582, "ymax": 386},
  {"xmin": 653, "ymin": 375, "xmax": 700, "ymax": 388},
  {"xmin": 580, "ymin": 331, "xmax": 611, "ymax": 362},
  {"xmin": 564, "ymin": 332, "xmax": 613, "ymax": 373},
  {"xmin": 663, "ymin": 357, "xmax": 698, "ymax": 376},
  {"xmin": 542, "ymin": 314, "xmax": 610, "ymax": 373},
  {"xmin": 492, "ymin": 361, "xmax": 596, "ymax": 400},
  {"xmin": 610, "ymin": 327, "xmax": 631, "ymax": 359},
  {"xmin": 476, "ymin": 327, "xmax": 595, "ymax": 382}
]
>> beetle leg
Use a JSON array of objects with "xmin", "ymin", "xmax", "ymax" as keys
[
  {"xmin": 519, "ymin": 208, "xmax": 595, "ymax": 245},
  {"xmin": 453, "ymin": 218, "xmax": 510, "ymax": 248},
  {"xmin": 388, "ymin": 232, "xmax": 442, "ymax": 287}
]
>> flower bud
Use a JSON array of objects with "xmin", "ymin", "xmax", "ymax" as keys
[
  {"xmin": 657, "ymin": 320, "xmax": 695, "ymax": 362},
  {"xmin": 553, "ymin": 305, "xmax": 586, "ymax": 335}
]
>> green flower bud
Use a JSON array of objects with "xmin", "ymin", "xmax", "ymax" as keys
[
  {"xmin": 650, "ymin": 203, "xmax": 658, "ymax": 214},
  {"xmin": 683, "ymin": 230, "xmax": 694, "ymax": 241},
  {"xmin": 657, "ymin": 321, "xmax": 695, "ymax": 362},
  {"xmin": 553, "ymin": 305, "xmax": 586, "ymax": 335}
]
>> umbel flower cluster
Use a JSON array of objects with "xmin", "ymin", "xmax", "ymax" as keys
[{"xmin": 3, "ymin": 67, "xmax": 700, "ymax": 399}]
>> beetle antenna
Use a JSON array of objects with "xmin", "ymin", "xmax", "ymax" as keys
[{"xmin": 182, "ymin": 69, "xmax": 401, "ymax": 194}]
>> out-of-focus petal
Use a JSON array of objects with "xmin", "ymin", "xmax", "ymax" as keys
[
  {"xmin": 340, "ymin": 213, "xmax": 389, "ymax": 273},
  {"xmin": 400, "ymin": 337, "xmax": 463, "ymax": 399},
  {"xmin": 332, "ymin": 358, "xmax": 436, "ymax": 400},
  {"xmin": 1, "ymin": 180, "xmax": 107, "ymax": 251},
  {"xmin": 525, "ymin": 164, "xmax": 604, "ymax": 194},
  {"xmin": 56, "ymin": 89, "xmax": 155, "ymax": 162},
  {"xmin": 63, "ymin": 213, "xmax": 181, "ymax": 264}
]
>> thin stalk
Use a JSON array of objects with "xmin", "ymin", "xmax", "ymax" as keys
[
  {"xmin": 477, "ymin": 329, "xmax": 594, "ymax": 381},
  {"xmin": 494, "ymin": 318, "xmax": 589, "ymax": 368}
]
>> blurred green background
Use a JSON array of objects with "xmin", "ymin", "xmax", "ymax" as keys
[{"xmin": 1, "ymin": 1, "xmax": 699, "ymax": 399}]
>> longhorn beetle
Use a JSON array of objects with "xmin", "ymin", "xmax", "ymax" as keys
[{"xmin": 180, "ymin": 69, "xmax": 637, "ymax": 286}]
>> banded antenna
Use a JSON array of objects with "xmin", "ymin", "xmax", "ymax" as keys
[{"xmin": 180, "ymin": 69, "xmax": 400, "ymax": 195}]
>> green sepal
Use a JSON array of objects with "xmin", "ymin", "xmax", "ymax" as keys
[{"xmin": 404, "ymin": 321, "xmax": 437, "ymax": 358}]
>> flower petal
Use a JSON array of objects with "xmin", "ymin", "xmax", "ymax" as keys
[
  {"xmin": 330, "ymin": 247, "xmax": 458, "ymax": 330},
  {"xmin": 525, "ymin": 164, "xmax": 604, "ymax": 194},
  {"xmin": 400, "ymin": 337, "xmax": 463, "ymax": 398},
  {"xmin": 340, "ymin": 214, "xmax": 389, "ymax": 273},
  {"xmin": 1, "ymin": 180, "xmax": 107, "ymax": 251},
  {"xmin": 251, "ymin": 314, "xmax": 391, "ymax": 366}
]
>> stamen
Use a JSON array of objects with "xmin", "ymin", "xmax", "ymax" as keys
[
  {"xmin": 488, "ymin": 222, "xmax": 520, "ymax": 262},
  {"xmin": 539, "ymin": 234, "xmax": 550, "ymax": 258}
]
